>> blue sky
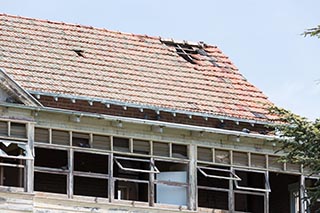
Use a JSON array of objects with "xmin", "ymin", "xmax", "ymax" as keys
[{"xmin": 1, "ymin": 0, "xmax": 320, "ymax": 120}]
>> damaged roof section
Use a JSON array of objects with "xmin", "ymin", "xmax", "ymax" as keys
[{"xmin": 0, "ymin": 14, "xmax": 274, "ymax": 122}]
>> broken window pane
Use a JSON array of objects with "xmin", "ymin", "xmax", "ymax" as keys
[{"xmin": 0, "ymin": 141, "xmax": 32, "ymax": 160}]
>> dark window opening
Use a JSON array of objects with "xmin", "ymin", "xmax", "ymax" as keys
[
  {"xmin": 115, "ymin": 181, "xmax": 148, "ymax": 202},
  {"xmin": 74, "ymin": 176, "xmax": 108, "ymax": 198},
  {"xmin": 172, "ymin": 144, "xmax": 187, "ymax": 159},
  {"xmin": 113, "ymin": 137, "xmax": 129, "ymax": 152},
  {"xmin": 114, "ymin": 156, "xmax": 150, "ymax": 181},
  {"xmin": 74, "ymin": 152, "xmax": 108, "ymax": 174},
  {"xmin": 34, "ymin": 172, "xmax": 67, "ymax": 194},
  {"xmin": 235, "ymin": 193, "xmax": 264, "ymax": 212},
  {"xmin": 72, "ymin": 132, "xmax": 90, "ymax": 148},
  {"xmin": 236, "ymin": 171, "xmax": 265, "ymax": 189},
  {"xmin": 35, "ymin": 148, "xmax": 68, "ymax": 169},
  {"xmin": 0, "ymin": 165, "xmax": 24, "ymax": 187},
  {"xmin": 198, "ymin": 190, "xmax": 228, "ymax": 210},
  {"xmin": 197, "ymin": 166, "xmax": 230, "ymax": 189}
]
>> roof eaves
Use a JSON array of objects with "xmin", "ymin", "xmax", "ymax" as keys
[{"xmin": 29, "ymin": 91, "xmax": 274, "ymax": 126}]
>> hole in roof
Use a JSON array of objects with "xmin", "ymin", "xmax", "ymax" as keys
[
  {"xmin": 73, "ymin": 49, "xmax": 85, "ymax": 57},
  {"xmin": 251, "ymin": 111, "xmax": 267, "ymax": 119},
  {"xmin": 162, "ymin": 40, "xmax": 219, "ymax": 66}
]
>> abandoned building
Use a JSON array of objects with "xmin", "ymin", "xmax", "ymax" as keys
[{"xmin": 0, "ymin": 13, "xmax": 319, "ymax": 213}]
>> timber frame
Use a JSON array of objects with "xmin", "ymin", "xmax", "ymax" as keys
[{"xmin": 0, "ymin": 103, "xmax": 318, "ymax": 213}]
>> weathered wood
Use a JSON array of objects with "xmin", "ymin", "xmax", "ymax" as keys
[
  {"xmin": 189, "ymin": 158, "xmax": 197, "ymax": 212},
  {"xmin": 149, "ymin": 157, "xmax": 155, "ymax": 207},
  {"xmin": 25, "ymin": 122, "xmax": 34, "ymax": 193},
  {"xmin": 68, "ymin": 149, "xmax": 74, "ymax": 198},
  {"xmin": 108, "ymin": 153, "xmax": 114, "ymax": 202}
]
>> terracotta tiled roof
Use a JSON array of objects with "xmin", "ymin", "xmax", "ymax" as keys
[{"xmin": 0, "ymin": 14, "xmax": 275, "ymax": 122}]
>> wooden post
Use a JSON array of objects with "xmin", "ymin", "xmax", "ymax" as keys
[
  {"xmin": 149, "ymin": 157, "xmax": 155, "ymax": 206},
  {"xmin": 67, "ymin": 149, "xmax": 74, "ymax": 198},
  {"xmin": 25, "ymin": 122, "xmax": 34, "ymax": 193},
  {"xmin": 108, "ymin": 153, "xmax": 114, "ymax": 202},
  {"xmin": 188, "ymin": 144, "xmax": 197, "ymax": 211},
  {"xmin": 229, "ymin": 167, "xmax": 234, "ymax": 212}
]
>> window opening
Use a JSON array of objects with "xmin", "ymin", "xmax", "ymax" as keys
[
  {"xmin": 74, "ymin": 176, "xmax": 108, "ymax": 198},
  {"xmin": 172, "ymin": 144, "xmax": 187, "ymax": 159},
  {"xmin": 35, "ymin": 147, "xmax": 68, "ymax": 169},
  {"xmin": 233, "ymin": 169, "xmax": 270, "ymax": 193},
  {"xmin": 34, "ymin": 172, "xmax": 67, "ymax": 194},
  {"xmin": 197, "ymin": 165, "xmax": 231, "ymax": 210},
  {"xmin": 235, "ymin": 193, "xmax": 264, "ymax": 212},
  {"xmin": 72, "ymin": 132, "xmax": 90, "ymax": 148},
  {"xmin": 114, "ymin": 155, "xmax": 151, "ymax": 202},
  {"xmin": 155, "ymin": 160, "xmax": 188, "ymax": 206},
  {"xmin": 0, "ymin": 140, "xmax": 32, "ymax": 160},
  {"xmin": 74, "ymin": 152, "xmax": 108, "ymax": 174},
  {"xmin": 0, "ymin": 157, "xmax": 24, "ymax": 187}
]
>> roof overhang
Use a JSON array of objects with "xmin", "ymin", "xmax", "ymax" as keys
[
  {"xmin": 0, "ymin": 101, "xmax": 278, "ymax": 141},
  {"xmin": 0, "ymin": 68, "xmax": 43, "ymax": 107}
]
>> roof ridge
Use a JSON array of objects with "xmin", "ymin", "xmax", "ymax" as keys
[
  {"xmin": 0, "ymin": 13, "xmax": 161, "ymax": 40},
  {"xmin": 0, "ymin": 13, "xmax": 215, "ymax": 48}
]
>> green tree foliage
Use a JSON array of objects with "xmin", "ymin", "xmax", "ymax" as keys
[
  {"xmin": 303, "ymin": 25, "xmax": 320, "ymax": 38},
  {"xmin": 270, "ymin": 107, "xmax": 320, "ymax": 204}
]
